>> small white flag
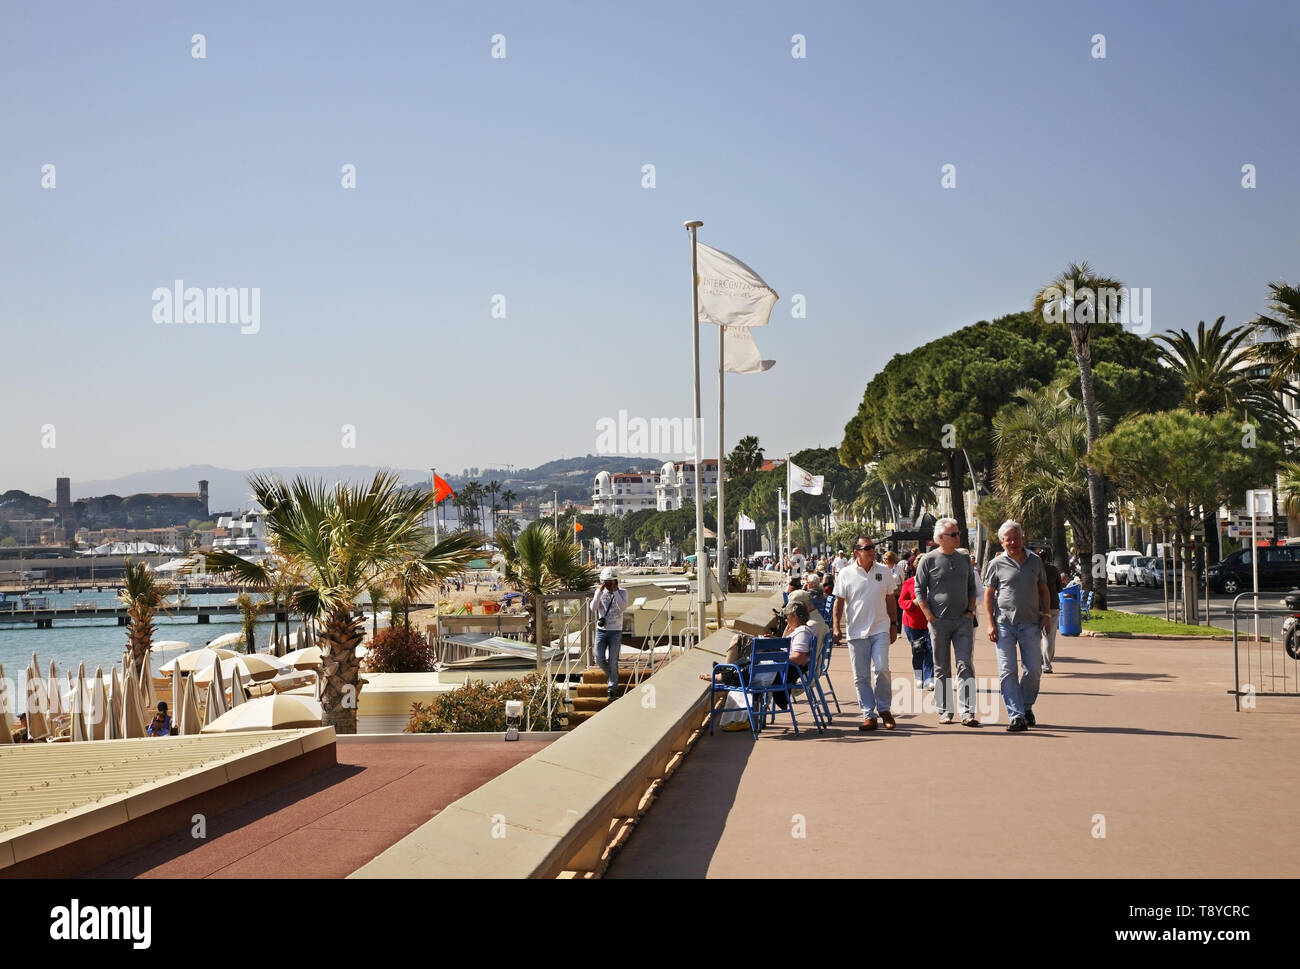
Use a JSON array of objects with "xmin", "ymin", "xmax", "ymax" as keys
[
  {"xmin": 738, "ymin": 513, "xmax": 757, "ymax": 531},
  {"xmin": 696, "ymin": 243, "xmax": 778, "ymax": 328},
  {"xmin": 722, "ymin": 326, "xmax": 775, "ymax": 374},
  {"xmin": 788, "ymin": 460, "xmax": 824, "ymax": 496},
  {"xmin": 779, "ymin": 499, "xmax": 788, "ymax": 514}
]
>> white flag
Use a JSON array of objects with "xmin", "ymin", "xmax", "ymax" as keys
[
  {"xmin": 738, "ymin": 513, "xmax": 757, "ymax": 531},
  {"xmin": 788, "ymin": 460, "xmax": 824, "ymax": 496},
  {"xmin": 778, "ymin": 498, "xmax": 788, "ymax": 514},
  {"xmin": 696, "ymin": 243, "xmax": 778, "ymax": 328},
  {"xmin": 722, "ymin": 326, "xmax": 775, "ymax": 374}
]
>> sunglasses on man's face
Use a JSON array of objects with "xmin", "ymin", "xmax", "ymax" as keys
[
  {"xmin": 941, "ymin": 532, "xmax": 960, "ymax": 538},
  {"xmin": 854, "ymin": 546, "xmax": 875, "ymax": 552}
]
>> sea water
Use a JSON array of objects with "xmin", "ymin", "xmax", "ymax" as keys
[{"xmin": 1, "ymin": 589, "xmax": 261, "ymax": 712}]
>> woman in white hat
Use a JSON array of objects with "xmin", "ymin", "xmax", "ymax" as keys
[{"xmin": 590, "ymin": 567, "xmax": 629, "ymax": 701}]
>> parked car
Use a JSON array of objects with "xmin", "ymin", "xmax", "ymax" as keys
[
  {"xmin": 1104, "ymin": 549, "xmax": 1143, "ymax": 584},
  {"xmin": 1127, "ymin": 556, "xmax": 1156, "ymax": 587},
  {"xmin": 1207, "ymin": 546, "xmax": 1300, "ymax": 595}
]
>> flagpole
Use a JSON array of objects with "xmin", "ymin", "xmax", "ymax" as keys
[
  {"xmin": 430, "ymin": 468, "xmax": 439, "ymax": 544},
  {"xmin": 786, "ymin": 453, "xmax": 793, "ymax": 571},
  {"xmin": 777, "ymin": 488, "xmax": 784, "ymax": 574},
  {"xmin": 686, "ymin": 219, "xmax": 706, "ymax": 647},
  {"xmin": 717, "ymin": 323, "xmax": 727, "ymax": 596}
]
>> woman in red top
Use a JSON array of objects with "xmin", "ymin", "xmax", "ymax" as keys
[{"xmin": 897, "ymin": 561, "xmax": 934, "ymax": 689}]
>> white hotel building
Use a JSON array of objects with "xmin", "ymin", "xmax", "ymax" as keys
[{"xmin": 592, "ymin": 460, "xmax": 720, "ymax": 517}]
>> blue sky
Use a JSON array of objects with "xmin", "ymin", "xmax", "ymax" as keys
[{"xmin": 2, "ymin": 0, "xmax": 1297, "ymax": 495}]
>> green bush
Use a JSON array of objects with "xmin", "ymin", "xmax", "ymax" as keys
[
  {"xmin": 367, "ymin": 626, "xmax": 436, "ymax": 673},
  {"xmin": 734, "ymin": 561, "xmax": 750, "ymax": 592},
  {"xmin": 406, "ymin": 674, "xmax": 568, "ymax": 732}
]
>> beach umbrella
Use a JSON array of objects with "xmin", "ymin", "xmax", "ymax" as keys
[
  {"xmin": 204, "ymin": 657, "xmax": 228, "ymax": 724},
  {"xmin": 0, "ymin": 663, "xmax": 12, "ymax": 745},
  {"xmin": 47, "ymin": 661, "xmax": 64, "ymax": 718},
  {"xmin": 200, "ymin": 695, "xmax": 323, "ymax": 734},
  {"xmin": 72, "ymin": 665, "xmax": 88, "ymax": 742},
  {"xmin": 150, "ymin": 640, "xmax": 191, "ymax": 654},
  {"xmin": 177, "ymin": 673, "xmax": 202, "ymax": 736},
  {"xmin": 229, "ymin": 666, "xmax": 248, "ymax": 707},
  {"xmin": 281, "ymin": 646, "xmax": 323, "ymax": 671},
  {"xmin": 107, "ymin": 667, "xmax": 124, "ymax": 740},
  {"xmin": 294, "ymin": 626, "xmax": 306, "ymax": 651},
  {"xmin": 139, "ymin": 650, "xmax": 158, "ymax": 714},
  {"xmin": 24, "ymin": 659, "xmax": 51, "ymax": 741},
  {"xmin": 89, "ymin": 666, "xmax": 108, "ymax": 741},
  {"xmin": 192, "ymin": 653, "xmax": 292, "ymax": 686},
  {"xmin": 121, "ymin": 674, "xmax": 145, "ymax": 738},
  {"xmin": 160, "ymin": 647, "xmax": 235, "ymax": 677},
  {"xmin": 206, "ymin": 631, "xmax": 245, "ymax": 650}
]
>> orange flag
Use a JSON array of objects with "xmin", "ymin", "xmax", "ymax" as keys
[
  {"xmin": 432, "ymin": 474, "xmax": 454, "ymax": 505},
  {"xmin": 574, "ymin": 522, "xmax": 584, "ymax": 532}
]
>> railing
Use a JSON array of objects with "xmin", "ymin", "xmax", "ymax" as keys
[{"xmin": 1230, "ymin": 592, "xmax": 1300, "ymax": 710}]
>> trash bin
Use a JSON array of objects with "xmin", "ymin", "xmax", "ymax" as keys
[{"xmin": 1058, "ymin": 588, "xmax": 1082, "ymax": 636}]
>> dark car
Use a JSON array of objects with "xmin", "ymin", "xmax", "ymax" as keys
[{"xmin": 1207, "ymin": 547, "xmax": 1300, "ymax": 595}]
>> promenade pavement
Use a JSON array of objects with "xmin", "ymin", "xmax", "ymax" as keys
[
  {"xmin": 607, "ymin": 631, "xmax": 1300, "ymax": 878},
  {"xmin": 87, "ymin": 739, "xmax": 549, "ymax": 878}
]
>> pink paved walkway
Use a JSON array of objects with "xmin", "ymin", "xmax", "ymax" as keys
[
  {"xmin": 89, "ymin": 739, "xmax": 549, "ymax": 878},
  {"xmin": 608, "ymin": 634, "xmax": 1300, "ymax": 878}
]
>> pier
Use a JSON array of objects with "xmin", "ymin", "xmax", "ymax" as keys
[{"xmin": 0, "ymin": 602, "xmax": 250, "ymax": 628}]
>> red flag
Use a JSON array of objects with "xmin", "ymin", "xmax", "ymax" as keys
[{"xmin": 432, "ymin": 474, "xmax": 454, "ymax": 505}]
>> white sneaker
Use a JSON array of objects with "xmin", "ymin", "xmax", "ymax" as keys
[
  {"xmin": 938, "ymin": 712, "xmax": 954, "ymax": 724},
  {"xmin": 914, "ymin": 677, "xmax": 923, "ymax": 687}
]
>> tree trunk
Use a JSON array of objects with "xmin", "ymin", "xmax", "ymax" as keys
[
  {"xmin": 800, "ymin": 510, "xmax": 811, "ymax": 557},
  {"xmin": 1072, "ymin": 332, "xmax": 1109, "ymax": 609},
  {"xmin": 1179, "ymin": 530, "xmax": 1198, "ymax": 624},
  {"xmin": 320, "ymin": 607, "xmax": 365, "ymax": 734},
  {"xmin": 944, "ymin": 451, "xmax": 969, "ymax": 547}
]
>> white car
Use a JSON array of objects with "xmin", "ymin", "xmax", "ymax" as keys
[{"xmin": 1105, "ymin": 549, "xmax": 1143, "ymax": 584}]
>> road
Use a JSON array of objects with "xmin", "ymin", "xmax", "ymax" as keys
[{"xmin": 1099, "ymin": 579, "xmax": 1295, "ymax": 633}]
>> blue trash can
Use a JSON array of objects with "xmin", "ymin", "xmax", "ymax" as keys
[{"xmin": 1058, "ymin": 588, "xmax": 1082, "ymax": 637}]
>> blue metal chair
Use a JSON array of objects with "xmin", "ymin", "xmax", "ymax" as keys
[
  {"xmin": 787, "ymin": 634, "xmax": 828, "ymax": 732},
  {"xmin": 1081, "ymin": 590, "xmax": 1095, "ymax": 621},
  {"xmin": 818, "ymin": 593, "xmax": 834, "ymax": 625},
  {"xmin": 808, "ymin": 629, "xmax": 842, "ymax": 716},
  {"xmin": 708, "ymin": 637, "xmax": 801, "ymax": 737}
]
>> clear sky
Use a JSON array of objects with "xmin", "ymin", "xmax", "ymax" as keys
[{"xmin": 3, "ymin": 0, "xmax": 1297, "ymax": 495}]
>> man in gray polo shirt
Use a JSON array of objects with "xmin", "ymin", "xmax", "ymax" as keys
[
  {"xmin": 983, "ymin": 520, "xmax": 1053, "ymax": 732},
  {"xmin": 915, "ymin": 517, "xmax": 981, "ymax": 726}
]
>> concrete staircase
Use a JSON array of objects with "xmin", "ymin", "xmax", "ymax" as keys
[{"xmin": 564, "ymin": 668, "xmax": 639, "ymax": 728}]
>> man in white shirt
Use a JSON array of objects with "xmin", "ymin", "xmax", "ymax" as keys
[
  {"xmin": 789, "ymin": 546, "xmax": 807, "ymax": 578},
  {"xmin": 832, "ymin": 535, "xmax": 900, "ymax": 730},
  {"xmin": 590, "ymin": 567, "xmax": 629, "ymax": 701},
  {"xmin": 831, "ymin": 550, "xmax": 850, "ymax": 575}
]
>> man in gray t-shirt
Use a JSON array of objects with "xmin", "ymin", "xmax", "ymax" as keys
[
  {"xmin": 983, "ymin": 520, "xmax": 1052, "ymax": 733},
  {"xmin": 915, "ymin": 517, "xmax": 981, "ymax": 726}
]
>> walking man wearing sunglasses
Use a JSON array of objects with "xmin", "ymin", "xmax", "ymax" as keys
[
  {"xmin": 915, "ymin": 518, "xmax": 982, "ymax": 727},
  {"xmin": 832, "ymin": 535, "xmax": 899, "ymax": 731}
]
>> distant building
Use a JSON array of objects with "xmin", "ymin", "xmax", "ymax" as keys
[
  {"xmin": 656, "ymin": 460, "xmax": 718, "ymax": 511},
  {"xmin": 212, "ymin": 510, "xmax": 268, "ymax": 555},
  {"xmin": 593, "ymin": 471, "xmax": 660, "ymax": 516},
  {"xmin": 56, "ymin": 478, "xmax": 71, "ymax": 509}
]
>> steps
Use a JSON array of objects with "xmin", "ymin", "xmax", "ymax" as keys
[{"xmin": 563, "ymin": 668, "xmax": 641, "ymax": 728}]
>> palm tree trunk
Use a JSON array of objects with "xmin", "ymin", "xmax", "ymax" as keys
[
  {"xmin": 1073, "ymin": 335, "xmax": 1109, "ymax": 609},
  {"xmin": 944, "ymin": 451, "xmax": 969, "ymax": 547},
  {"xmin": 1052, "ymin": 500, "xmax": 1069, "ymax": 574},
  {"xmin": 320, "ymin": 607, "xmax": 364, "ymax": 734}
]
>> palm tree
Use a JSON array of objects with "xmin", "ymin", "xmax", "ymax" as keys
[
  {"xmin": 486, "ymin": 480, "xmax": 501, "ymax": 533},
  {"xmin": 726, "ymin": 435, "xmax": 765, "ymax": 477},
  {"xmin": 206, "ymin": 472, "xmax": 483, "ymax": 733},
  {"xmin": 993, "ymin": 383, "xmax": 1095, "ymax": 572},
  {"xmin": 501, "ymin": 489, "xmax": 516, "ymax": 515},
  {"xmin": 1279, "ymin": 461, "xmax": 1300, "ymax": 519},
  {"xmin": 1154, "ymin": 316, "xmax": 1294, "ymax": 563},
  {"xmin": 234, "ymin": 591, "xmax": 264, "ymax": 654},
  {"xmin": 1033, "ymin": 261, "xmax": 1124, "ymax": 607},
  {"xmin": 494, "ymin": 522, "xmax": 597, "ymax": 669},
  {"xmin": 119, "ymin": 559, "xmax": 173, "ymax": 676},
  {"xmin": 1154, "ymin": 317, "xmax": 1290, "ymax": 428},
  {"xmin": 1248, "ymin": 279, "xmax": 1300, "ymax": 392}
]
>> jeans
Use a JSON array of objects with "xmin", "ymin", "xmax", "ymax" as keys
[
  {"xmin": 594, "ymin": 627, "xmax": 623, "ymax": 699},
  {"xmin": 904, "ymin": 625, "xmax": 933, "ymax": 685},
  {"xmin": 996, "ymin": 622, "xmax": 1044, "ymax": 720},
  {"xmin": 1042, "ymin": 610, "xmax": 1059, "ymax": 669},
  {"xmin": 847, "ymin": 631, "xmax": 892, "ymax": 719},
  {"xmin": 930, "ymin": 617, "xmax": 976, "ymax": 719}
]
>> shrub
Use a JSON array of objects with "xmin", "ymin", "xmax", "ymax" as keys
[
  {"xmin": 734, "ymin": 561, "xmax": 750, "ymax": 592},
  {"xmin": 406, "ymin": 674, "xmax": 568, "ymax": 732},
  {"xmin": 366, "ymin": 626, "xmax": 436, "ymax": 673}
]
